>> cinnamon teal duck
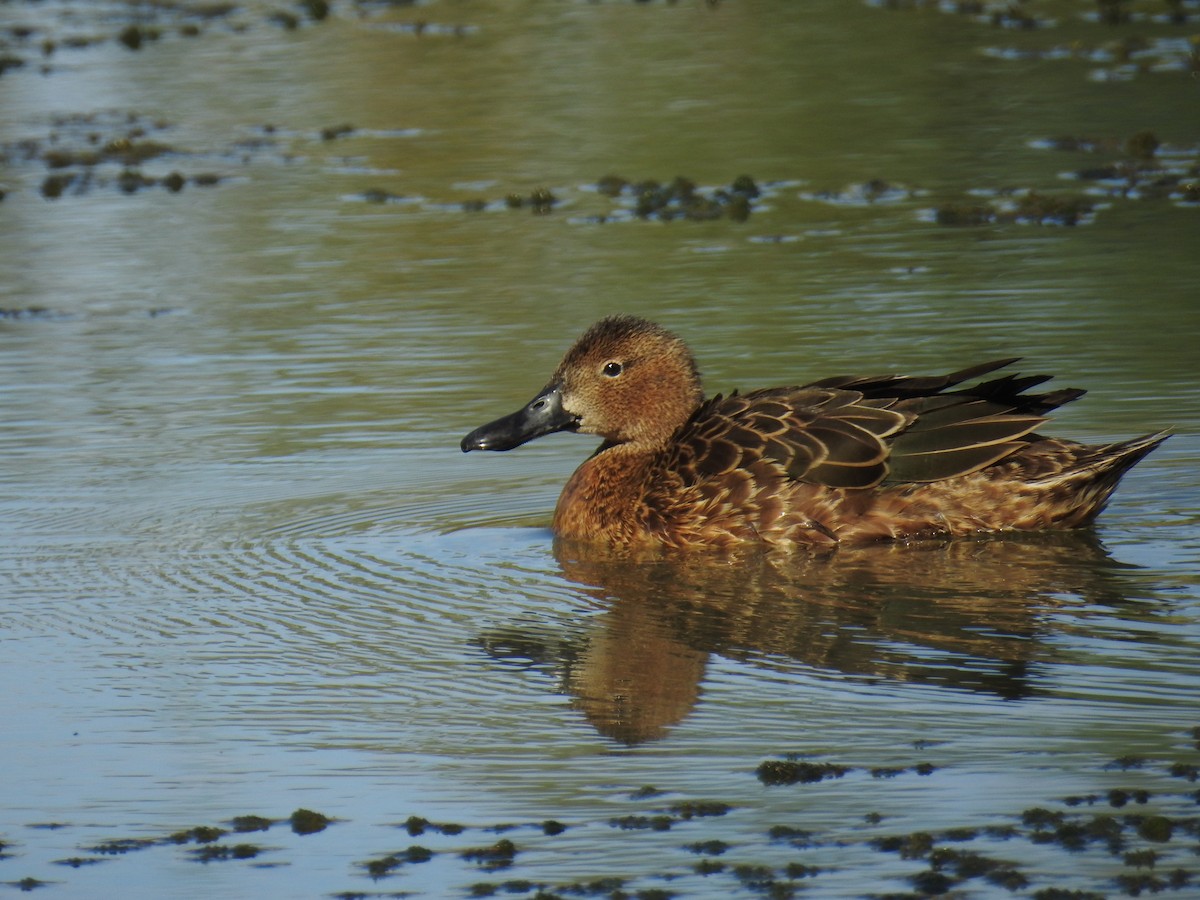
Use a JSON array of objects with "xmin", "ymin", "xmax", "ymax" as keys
[{"xmin": 461, "ymin": 315, "xmax": 1169, "ymax": 550}]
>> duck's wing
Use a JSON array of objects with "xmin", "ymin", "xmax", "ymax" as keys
[
  {"xmin": 882, "ymin": 365, "xmax": 1086, "ymax": 482},
  {"xmin": 666, "ymin": 387, "xmax": 907, "ymax": 490},
  {"xmin": 807, "ymin": 357, "xmax": 1021, "ymax": 399},
  {"xmin": 810, "ymin": 358, "xmax": 1085, "ymax": 417},
  {"xmin": 666, "ymin": 361, "xmax": 1086, "ymax": 490}
]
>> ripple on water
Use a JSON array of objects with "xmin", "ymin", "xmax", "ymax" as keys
[{"xmin": 5, "ymin": 499, "xmax": 1200, "ymax": 899}]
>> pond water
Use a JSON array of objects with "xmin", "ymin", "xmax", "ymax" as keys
[{"xmin": 2, "ymin": 0, "xmax": 1199, "ymax": 897}]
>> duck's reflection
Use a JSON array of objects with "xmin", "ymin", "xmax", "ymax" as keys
[{"xmin": 478, "ymin": 532, "xmax": 1134, "ymax": 745}]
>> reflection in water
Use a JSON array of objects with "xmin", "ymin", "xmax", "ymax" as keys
[{"xmin": 482, "ymin": 532, "xmax": 1135, "ymax": 744}]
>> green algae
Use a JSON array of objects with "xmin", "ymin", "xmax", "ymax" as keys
[
  {"xmin": 362, "ymin": 844, "xmax": 433, "ymax": 878},
  {"xmin": 230, "ymin": 815, "xmax": 273, "ymax": 833},
  {"xmin": 167, "ymin": 825, "xmax": 226, "ymax": 844},
  {"xmin": 609, "ymin": 815, "xmax": 673, "ymax": 832},
  {"xmin": 289, "ymin": 808, "xmax": 332, "ymax": 835},
  {"xmin": 629, "ymin": 785, "xmax": 664, "ymax": 799},
  {"xmin": 1136, "ymin": 814, "xmax": 1174, "ymax": 842},
  {"xmin": 666, "ymin": 801, "xmax": 730, "ymax": 819},
  {"xmin": 51, "ymin": 857, "xmax": 103, "ymax": 869},
  {"xmin": 21, "ymin": 771, "xmax": 1198, "ymax": 898},
  {"xmin": 1169, "ymin": 762, "xmax": 1199, "ymax": 781},
  {"xmin": 398, "ymin": 815, "xmax": 464, "ymax": 836},
  {"xmin": 755, "ymin": 759, "xmax": 850, "ymax": 786},
  {"xmin": 623, "ymin": 174, "xmax": 760, "ymax": 221},
  {"xmin": 461, "ymin": 838, "xmax": 517, "ymax": 870},
  {"xmin": 766, "ymin": 825, "xmax": 816, "ymax": 849},
  {"xmin": 86, "ymin": 838, "xmax": 157, "ymax": 855},
  {"xmin": 190, "ymin": 843, "xmax": 262, "ymax": 862}
]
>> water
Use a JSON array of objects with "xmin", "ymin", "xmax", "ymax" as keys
[{"xmin": 2, "ymin": 1, "xmax": 1199, "ymax": 897}]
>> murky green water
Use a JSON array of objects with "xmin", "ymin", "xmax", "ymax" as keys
[{"xmin": 2, "ymin": 1, "xmax": 1199, "ymax": 897}]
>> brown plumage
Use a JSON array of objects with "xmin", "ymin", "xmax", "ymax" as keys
[{"xmin": 461, "ymin": 315, "xmax": 1169, "ymax": 551}]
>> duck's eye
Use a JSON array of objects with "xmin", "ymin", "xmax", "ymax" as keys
[{"xmin": 602, "ymin": 361, "xmax": 623, "ymax": 378}]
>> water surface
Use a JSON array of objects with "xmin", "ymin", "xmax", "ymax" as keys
[{"xmin": 2, "ymin": 1, "xmax": 1199, "ymax": 897}]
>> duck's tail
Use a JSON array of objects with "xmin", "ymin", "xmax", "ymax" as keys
[{"xmin": 1034, "ymin": 430, "xmax": 1172, "ymax": 526}]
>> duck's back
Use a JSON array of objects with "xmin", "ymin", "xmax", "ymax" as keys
[{"xmin": 631, "ymin": 363, "xmax": 1167, "ymax": 549}]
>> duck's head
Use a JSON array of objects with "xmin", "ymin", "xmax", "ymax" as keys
[{"xmin": 461, "ymin": 315, "xmax": 703, "ymax": 453}]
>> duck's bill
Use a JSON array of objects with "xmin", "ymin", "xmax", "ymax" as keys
[{"xmin": 460, "ymin": 384, "xmax": 578, "ymax": 452}]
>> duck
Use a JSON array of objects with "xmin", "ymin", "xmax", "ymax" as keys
[{"xmin": 461, "ymin": 315, "xmax": 1169, "ymax": 551}]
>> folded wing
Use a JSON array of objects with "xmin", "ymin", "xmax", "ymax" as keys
[{"xmin": 665, "ymin": 360, "xmax": 1086, "ymax": 489}]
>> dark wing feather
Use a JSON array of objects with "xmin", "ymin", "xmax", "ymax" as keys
[
  {"xmin": 887, "ymin": 398, "xmax": 1046, "ymax": 482},
  {"xmin": 664, "ymin": 360, "xmax": 1087, "ymax": 491},
  {"xmin": 958, "ymin": 373, "xmax": 1087, "ymax": 416},
  {"xmin": 666, "ymin": 388, "xmax": 908, "ymax": 490},
  {"xmin": 807, "ymin": 358, "xmax": 1020, "ymax": 399}
]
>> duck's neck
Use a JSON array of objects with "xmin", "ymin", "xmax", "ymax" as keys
[{"xmin": 552, "ymin": 442, "xmax": 659, "ymax": 545}]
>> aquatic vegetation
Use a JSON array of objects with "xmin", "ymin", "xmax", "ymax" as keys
[
  {"xmin": 400, "ymin": 815, "xmax": 463, "ymax": 836},
  {"xmin": 189, "ymin": 843, "xmax": 262, "ymax": 862},
  {"xmin": 86, "ymin": 837, "xmax": 158, "ymax": 855},
  {"xmin": 1013, "ymin": 191, "xmax": 1095, "ymax": 225},
  {"xmin": 22, "ymin": 13, "xmax": 1174, "ymax": 227},
  {"xmin": 799, "ymin": 178, "xmax": 923, "ymax": 206},
  {"xmin": 453, "ymin": 188, "xmax": 558, "ymax": 214},
  {"xmin": 865, "ymin": 0, "xmax": 1058, "ymax": 29},
  {"xmin": 1103, "ymin": 788, "xmax": 1151, "ymax": 807},
  {"xmin": 872, "ymin": 830, "xmax": 935, "ymax": 859},
  {"xmin": 1136, "ymin": 814, "xmax": 1174, "ymax": 842},
  {"xmin": 929, "ymin": 190, "xmax": 1097, "ymax": 226},
  {"xmin": 1107, "ymin": 754, "xmax": 1150, "ymax": 771},
  {"xmin": 784, "ymin": 862, "xmax": 819, "ymax": 880},
  {"xmin": 168, "ymin": 825, "xmax": 226, "ymax": 844},
  {"xmin": 1168, "ymin": 761, "xmax": 1199, "ymax": 781},
  {"xmin": 609, "ymin": 814, "xmax": 674, "ymax": 831},
  {"xmin": 460, "ymin": 838, "xmax": 517, "ymax": 869},
  {"xmin": 629, "ymin": 785, "xmax": 666, "ymax": 799},
  {"xmin": 0, "ymin": 0, "xmax": 252, "ymax": 74},
  {"xmin": 320, "ymin": 123, "xmax": 356, "ymax": 141},
  {"xmin": 934, "ymin": 201, "xmax": 999, "ymax": 226},
  {"xmin": 1034, "ymin": 129, "xmax": 1200, "ymax": 206},
  {"xmin": 402, "ymin": 815, "xmax": 431, "ymax": 836},
  {"xmin": 666, "ymin": 802, "xmax": 731, "ymax": 820},
  {"xmin": 11, "ymin": 764, "xmax": 1197, "ymax": 896},
  {"xmin": 230, "ymin": 815, "xmax": 273, "ymax": 833},
  {"xmin": 930, "ymin": 847, "xmax": 1028, "ymax": 888},
  {"xmin": 694, "ymin": 858, "xmax": 725, "ymax": 876},
  {"xmin": 300, "ymin": 0, "xmax": 331, "ymax": 21},
  {"xmin": 289, "ymin": 808, "xmax": 332, "ymax": 835},
  {"xmin": 361, "ymin": 844, "xmax": 432, "ymax": 878},
  {"xmin": 766, "ymin": 825, "xmax": 817, "ymax": 849},
  {"xmin": 358, "ymin": 187, "xmax": 411, "ymax": 204},
  {"xmin": 0, "ymin": 54, "xmax": 25, "ymax": 77},
  {"xmin": 755, "ymin": 759, "xmax": 850, "ymax": 786},
  {"xmin": 528, "ymin": 187, "xmax": 557, "ymax": 214},
  {"xmin": 0, "ymin": 112, "xmax": 247, "ymax": 200},
  {"xmin": 1116, "ymin": 870, "xmax": 1195, "ymax": 894},
  {"xmin": 117, "ymin": 24, "xmax": 162, "ymax": 51},
  {"xmin": 610, "ymin": 173, "xmax": 761, "ymax": 222},
  {"xmin": 872, "ymin": 0, "xmax": 1200, "ymax": 82},
  {"xmin": 362, "ymin": 19, "xmax": 479, "ymax": 39}
]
